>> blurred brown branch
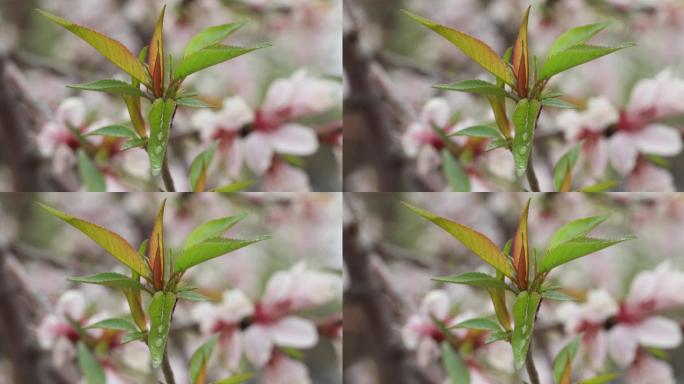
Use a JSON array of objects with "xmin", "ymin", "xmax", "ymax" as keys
[{"xmin": 0, "ymin": 252, "xmax": 75, "ymax": 384}]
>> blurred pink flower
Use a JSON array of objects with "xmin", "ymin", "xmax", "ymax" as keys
[
  {"xmin": 245, "ymin": 70, "xmax": 331, "ymax": 175},
  {"xmin": 401, "ymin": 290, "xmax": 454, "ymax": 366},
  {"xmin": 191, "ymin": 289, "xmax": 254, "ymax": 372},
  {"xmin": 35, "ymin": 290, "xmax": 97, "ymax": 366},
  {"xmin": 556, "ymin": 289, "xmax": 617, "ymax": 370},
  {"xmin": 260, "ymin": 351, "xmax": 312, "ymax": 384},
  {"xmin": 401, "ymin": 98, "xmax": 456, "ymax": 175},
  {"xmin": 558, "ymin": 71, "xmax": 684, "ymax": 188},
  {"xmin": 261, "ymin": 160, "xmax": 311, "ymax": 192},
  {"xmin": 244, "ymin": 262, "xmax": 337, "ymax": 368},
  {"xmin": 191, "ymin": 97, "xmax": 254, "ymax": 179},
  {"xmin": 625, "ymin": 352, "xmax": 675, "ymax": 384}
]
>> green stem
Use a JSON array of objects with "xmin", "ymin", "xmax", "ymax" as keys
[
  {"xmin": 161, "ymin": 348, "xmax": 176, "ymax": 384},
  {"xmin": 525, "ymin": 342, "xmax": 541, "ymax": 384}
]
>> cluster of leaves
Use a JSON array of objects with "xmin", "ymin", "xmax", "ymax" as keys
[
  {"xmin": 39, "ymin": 199, "xmax": 269, "ymax": 384},
  {"xmin": 404, "ymin": 199, "xmax": 633, "ymax": 383},
  {"xmin": 403, "ymin": 6, "xmax": 633, "ymax": 191},
  {"xmin": 39, "ymin": 6, "xmax": 269, "ymax": 191}
]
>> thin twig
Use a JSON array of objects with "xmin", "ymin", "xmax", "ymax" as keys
[
  {"xmin": 161, "ymin": 154, "xmax": 176, "ymax": 192},
  {"xmin": 526, "ymin": 150, "xmax": 540, "ymax": 192},
  {"xmin": 525, "ymin": 343, "xmax": 541, "ymax": 384},
  {"xmin": 161, "ymin": 348, "xmax": 176, "ymax": 384}
]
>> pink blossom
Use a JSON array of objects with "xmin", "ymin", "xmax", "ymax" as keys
[
  {"xmin": 625, "ymin": 352, "xmax": 675, "ymax": 384},
  {"xmin": 260, "ymin": 351, "xmax": 312, "ymax": 384},
  {"xmin": 245, "ymin": 70, "xmax": 331, "ymax": 175},
  {"xmin": 191, "ymin": 289, "xmax": 254, "ymax": 372},
  {"xmin": 243, "ymin": 262, "xmax": 337, "ymax": 368},
  {"xmin": 401, "ymin": 98, "xmax": 456, "ymax": 175},
  {"xmin": 35, "ymin": 290, "xmax": 94, "ymax": 366},
  {"xmin": 191, "ymin": 97, "xmax": 254, "ymax": 179},
  {"xmin": 261, "ymin": 160, "xmax": 312, "ymax": 192},
  {"xmin": 556, "ymin": 289, "xmax": 617, "ymax": 370},
  {"xmin": 401, "ymin": 290, "xmax": 454, "ymax": 366}
]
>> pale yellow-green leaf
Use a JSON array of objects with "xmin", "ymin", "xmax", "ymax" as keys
[
  {"xmin": 403, "ymin": 202, "xmax": 515, "ymax": 278},
  {"xmin": 38, "ymin": 203, "xmax": 149, "ymax": 277},
  {"xmin": 403, "ymin": 10, "xmax": 514, "ymax": 85},
  {"xmin": 38, "ymin": 10, "xmax": 148, "ymax": 84}
]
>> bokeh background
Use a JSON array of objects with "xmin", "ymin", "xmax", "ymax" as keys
[
  {"xmin": 0, "ymin": 192, "xmax": 342, "ymax": 383},
  {"xmin": 344, "ymin": 192, "xmax": 684, "ymax": 383},
  {"xmin": 344, "ymin": 0, "xmax": 684, "ymax": 192},
  {"xmin": 0, "ymin": 0, "xmax": 342, "ymax": 192}
]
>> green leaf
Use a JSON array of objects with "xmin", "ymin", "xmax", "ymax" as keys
[
  {"xmin": 541, "ymin": 290, "xmax": 577, "ymax": 302},
  {"xmin": 148, "ymin": 98, "xmax": 176, "ymax": 176},
  {"xmin": 185, "ymin": 20, "xmax": 248, "ymax": 57},
  {"xmin": 548, "ymin": 22, "xmax": 612, "ymax": 57},
  {"xmin": 541, "ymin": 98, "xmax": 577, "ymax": 109},
  {"xmin": 67, "ymin": 79, "xmax": 145, "ymax": 97},
  {"xmin": 121, "ymin": 331, "xmax": 146, "ymax": 344},
  {"xmin": 121, "ymin": 138, "xmax": 147, "ymax": 151},
  {"xmin": 579, "ymin": 180, "xmax": 618, "ymax": 192},
  {"xmin": 540, "ymin": 236, "xmax": 635, "ymax": 273},
  {"xmin": 190, "ymin": 335, "xmax": 219, "ymax": 384},
  {"xmin": 553, "ymin": 336, "xmax": 581, "ymax": 383},
  {"xmin": 210, "ymin": 180, "xmax": 255, "ymax": 192},
  {"xmin": 402, "ymin": 10, "xmax": 514, "ymax": 85},
  {"xmin": 553, "ymin": 143, "xmax": 581, "ymax": 191},
  {"xmin": 512, "ymin": 98, "xmax": 541, "ymax": 177},
  {"xmin": 175, "ymin": 236, "xmax": 270, "ymax": 273},
  {"xmin": 149, "ymin": 291, "xmax": 176, "ymax": 368},
  {"xmin": 148, "ymin": 6, "xmax": 166, "ymax": 98},
  {"xmin": 86, "ymin": 124, "xmax": 139, "ymax": 139},
  {"xmin": 211, "ymin": 373, "xmax": 255, "ymax": 384},
  {"xmin": 578, "ymin": 373, "xmax": 620, "ymax": 384},
  {"xmin": 189, "ymin": 143, "xmax": 218, "ymax": 192},
  {"xmin": 453, "ymin": 317, "xmax": 502, "ymax": 332},
  {"xmin": 449, "ymin": 125, "xmax": 503, "ymax": 139},
  {"xmin": 432, "ymin": 272, "xmax": 509, "ymax": 290},
  {"xmin": 441, "ymin": 342, "xmax": 470, "ymax": 384},
  {"xmin": 68, "ymin": 272, "xmax": 145, "ymax": 290},
  {"xmin": 540, "ymin": 43, "xmax": 635, "ymax": 80},
  {"xmin": 77, "ymin": 150, "xmax": 106, "ymax": 192},
  {"xmin": 176, "ymin": 43, "xmax": 271, "ymax": 79},
  {"xmin": 434, "ymin": 79, "xmax": 507, "ymax": 98},
  {"xmin": 548, "ymin": 215, "xmax": 609, "ymax": 249},
  {"xmin": 403, "ymin": 202, "xmax": 515, "ymax": 278},
  {"xmin": 77, "ymin": 342, "xmax": 105, "ymax": 384},
  {"xmin": 38, "ymin": 203, "xmax": 149, "ymax": 277},
  {"xmin": 177, "ymin": 97, "xmax": 213, "ymax": 108},
  {"xmin": 177, "ymin": 290, "xmax": 215, "ymax": 302},
  {"xmin": 184, "ymin": 213, "xmax": 248, "ymax": 250},
  {"xmin": 511, "ymin": 291, "xmax": 540, "ymax": 370},
  {"xmin": 86, "ymin": 318, "xmax": 138, "ymax": 333},
  {"xmin": 486, "ymin": 138, "xmax": 509, "ymax": 151},
  {"xmin": 38, "ymin": 10, "xmax": 148, "ymax": 84},
  {"xmin": 485, "ymin": 330, "xmax": 509, "ymax": 344},
  {"xmin": 441, "ymin": 150, "xmax": 471, "ymax": 192}
]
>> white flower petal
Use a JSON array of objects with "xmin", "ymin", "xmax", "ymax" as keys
[
  {"xmin": 635, "ymin": 317, "xmax": 682, "ymax": 349},
  {"xmin": 244, "ymin": 132, "xmax": 274, "ymax": 175},
  {"xmin": 268, "ymin": 316, "xmax": 318, "ymax": 349},
  {"xmin": 634, "ymin": 124, "xmax": 682, "ymax": 156},
  {"xmin": 608, "ymin": 132, "xmax": 638, "ymax": 175},
  {"xmin": 243, "ymin": 325, "xmax": 274, "ymax": 368},
  {"xmin": 419, "ymin": 290, "xmax": 450, "ymax": 320},
  {"xmin": 269, "ymin": 124, "xmax": 319, "ymax": 156},
  {"xmin": 56, "ymin": 290, "xmax": 86, "ymax": 320},
  {"xmin": 608, "ymin": 324, "xmax": 638, "ymax": 367}
]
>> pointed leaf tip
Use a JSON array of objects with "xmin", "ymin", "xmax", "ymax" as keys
[
  {"xmin": 403, "ymin": 202, "xmax": 515, "ymax": 278},
  {"xmin": 38, "ymin": 9, "xmax": 148, "ymax": 84},
  {"xmin": 38, "ymin": 203, "xmax": 149, "ymax": 277},
  {"xmin": 402, "ymin": 9, "xmax": 514, "ymax": 85}
]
